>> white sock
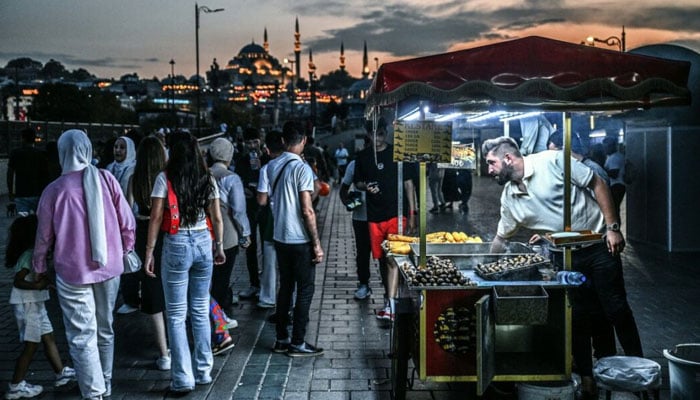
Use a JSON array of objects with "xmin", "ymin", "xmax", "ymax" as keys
[{"xmin": 389, "ymin": 297, "xmax": 395, "ymax": 314}]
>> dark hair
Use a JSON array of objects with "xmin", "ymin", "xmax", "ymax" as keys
[
  {"xmin": 133, "ymin": 136, "xmax": 167, "ymax": 212},
  {"xmin": 265, "ymin": 130, "xmax": 285, "ymax": 153},
  {"xmin": 165, "ymin": 131, "xmax": 215, "ymax": 226},
  {"xmin": 21, "ymin": 128, "xmax": 36, "ymax": 144},
  {"xmin": 282, "ymin": 121, "xmax": 305, "ymax": 146},
  {"xmin": 5, "ymin": 215, "xmax": 38, "ymax": 269},
  {"xmin": 243, "ymin": 127, "xmax": 260, "ymax": 141}
]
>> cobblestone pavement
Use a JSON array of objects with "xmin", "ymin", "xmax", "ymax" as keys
[{"xmin": 0, "ymin": 176, "xmax": 698, "ymax": 399}]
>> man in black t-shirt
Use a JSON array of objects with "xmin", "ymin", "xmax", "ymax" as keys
[
  {"xmin": 7, "ymin": 128, "xmax": 48, "ymax": 213},
  {"xmin": 353, "ymin": 120, "xmax": 416, "ymax": 321}
]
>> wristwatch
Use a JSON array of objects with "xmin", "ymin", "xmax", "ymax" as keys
[{"xmin": 606, "ymin": 222, "xmax": 620, "ymax": 232}]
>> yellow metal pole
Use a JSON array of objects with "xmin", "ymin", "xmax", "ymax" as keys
[{"xmin": 419, "ymin": 162, "xmax": 427, "ymax": 269}]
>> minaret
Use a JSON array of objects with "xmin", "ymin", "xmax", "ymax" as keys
[
  {"xmin": 362, "ymin": 41, "xmax": 370, "ymax": 79},
  {"xmin": 294, "ymin": 17, "xmax": 301, "ymax": 80},
  {"xmin": 263, "ymin": 27, "xmax": 269, "ymax": 53},
  {"xmin": 340, "ymin": 42, "xmax": 346, "ymax": 71}
]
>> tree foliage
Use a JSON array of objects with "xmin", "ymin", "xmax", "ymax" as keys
[{"xmin": 29, "ymin": 83, "xmax": 136, "ymax": 123}]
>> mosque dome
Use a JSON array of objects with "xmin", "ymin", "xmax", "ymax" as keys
[{"xmin": 238, "ymin": 42, "xmax": 267, "ymax": 58}]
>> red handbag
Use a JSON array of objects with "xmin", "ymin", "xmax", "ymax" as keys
[{"xmin": 161, "ymin": 178, "xmax": 180, "ymax": 234}]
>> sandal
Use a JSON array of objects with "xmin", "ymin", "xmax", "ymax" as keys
[{"xmin": 212, "ymin": 336, "xmax": 234, "ymax": 355}]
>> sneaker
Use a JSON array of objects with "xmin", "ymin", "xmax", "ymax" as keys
[
  {"xmin": 239, "ymin": 286, "xmax": 259, "ymax": 299},
  {"xmin": 354, "ymin": 284, "xmax": 372, "ymax": 300},
  {"xmin": 287, "ymin": 342, "xmax": 324, "ymax": 357},
  {"xmin": 55, "ymin": 366, "xmax": 76, "ymax": 387},
  {"xmin": 116, "ymin": 304, "xmax": 138, "ymax": 314},
  {"xmin": 212, "ymin": 337, "xmax": 235, "ymax": 355},
  {"xmin": 6, "ymin": 381, "xmax": 43, "ymax": 399},
  {"xmin": 156, "ymin": 351, "xmax": 171, "ymax": 371},
  {"xmin": 376, "ymin": 306, "xmax": 394, "ymax": 321},
  {"xmin": 273, "ymin": 339, "xmax": 291, "ymax": 353},
  {"xmin": 257, "ymin": 301, "xmax": 276, "ymax": 309},
  {"xmin": 224, "ymin": 316, "xmax": 238, "ymax": 330}
]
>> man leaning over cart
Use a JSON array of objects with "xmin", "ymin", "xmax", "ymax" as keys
[{"xmin": 481, "ymin": 136, "xmax": 643, "ymax": 399}]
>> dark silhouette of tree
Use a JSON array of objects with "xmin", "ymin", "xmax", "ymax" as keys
[
  {"xmin": 5, "ymin": 58, "xmax": 42, "ymax": 70},
  {"xmin": 318, "ymin": 69, "xmax": 357, "ymax": 91},
  {"xmin": 42, "ymin": 59, "xmax": 67, "ymax": 80},
  {"xmin": 29, "ymin": 83, "xmax": 136, "ymax": 123}
]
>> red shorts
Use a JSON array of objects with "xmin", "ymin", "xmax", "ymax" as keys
[{"xmin": 368, "ymin": 216, "xmax": 407, "ymax": 259}]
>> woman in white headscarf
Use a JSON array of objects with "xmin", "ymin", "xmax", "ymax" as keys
[
  {"xmin": 106, "ymin": 136, "xmax": 136, "ymax": 195},
  {"xmin": 106, "ymin": 136, "xmax": 140, "ymax": 314},
  {"xmin": 32, "ymin": 129, "xmax": 136, "ymax": 400}
]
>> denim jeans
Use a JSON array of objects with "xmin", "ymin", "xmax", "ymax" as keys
[
  {"xmin": 56, "ymin": 275, "xmax": 119, "ymax": 399},
  {"xmin": 274, "ymin": 241, "xmax": 315, "ymax": 345},
  {"xmin": 161, "ymin": 229, "xmax": 214, "ymax": 390},
  {"xmin": 258, "ymin": 240, "xmax": 277, "ymax": 305}
]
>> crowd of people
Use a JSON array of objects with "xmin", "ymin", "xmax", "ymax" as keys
[{"xmin": 4, "ymin": 121, "xmax": 633, "ymax": 399}]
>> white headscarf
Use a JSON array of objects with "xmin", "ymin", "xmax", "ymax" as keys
[
  {"xmin": 107, "ymin": 136, "xmax": 136, "ymax": 194},
  {"xmin": 58, "ymin": 129, "xmax": 107, "ymax": 267}
]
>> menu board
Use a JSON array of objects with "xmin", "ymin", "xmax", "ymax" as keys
[{"xmin": 393, "ymin": 121, "xmax": 452, "ymax": 163}]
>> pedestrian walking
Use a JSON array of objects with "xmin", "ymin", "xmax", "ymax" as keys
[
  {"xmin": 269, "ymin": 121, "xmax": 324, "ymax": 357},
  {"xmin": 6, "ymin": 215, "xmax": 75, "ymax": 399},
  {"xmin": 143, "ymin": 130, "xmax": 225, "ymax": 394},
  {"xmin": 33, "ymin": 129, "xmax": 136, "ymax": 400}
]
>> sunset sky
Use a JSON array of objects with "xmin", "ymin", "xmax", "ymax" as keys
[{"xmin": 2, "ymin": 0, "xmax": 699, "ymax": 81}]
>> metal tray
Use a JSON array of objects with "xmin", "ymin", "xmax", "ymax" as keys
[
  {"xmin": 410, "ymin": 242, "xmax": 533, "ymax": 256},
  {"xmin": 474, "ymin": 261, "xmax": 549, "ymax": 281}
]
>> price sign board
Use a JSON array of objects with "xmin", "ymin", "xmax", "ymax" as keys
[{"xmin": 393, "ymin": 121, "xmax": 452, "ymax": 163}]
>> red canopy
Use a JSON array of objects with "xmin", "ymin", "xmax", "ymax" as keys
[{"xmin": 367, "ymin": 36, "xmax": 691, "ymax": 113}]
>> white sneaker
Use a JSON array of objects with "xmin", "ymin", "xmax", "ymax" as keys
[
  {"xmin": 116, "ymin": 304, "xmax": 138, "ymax": 314},
  {"xmin": 55, "ymin": 366, "xmax": 76, "ymax": 387},
  {"xmin": 6, "ymin": 381, "xmax": 43, "ymax": 399},
  {"xmin": 156, "ymin": 350, "xmax": 171, "ymax": 371},
  {"xmin": 224, "ymin": 316, "xmax": 238, "ymax": 330}
]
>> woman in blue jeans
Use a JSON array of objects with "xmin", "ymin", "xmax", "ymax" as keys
[{"xmin": 144, "ymin": 131, "xmax": 225, "ymax": 394}]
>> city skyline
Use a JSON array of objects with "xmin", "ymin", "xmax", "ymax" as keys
[{"xmin": 2, "ymin": 0, "xmax": 700, "ymax": 81}]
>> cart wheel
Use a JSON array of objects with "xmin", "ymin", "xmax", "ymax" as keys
[{"xmin": 390, "ymin": 298, "xmax": 414, "ymax": 400}]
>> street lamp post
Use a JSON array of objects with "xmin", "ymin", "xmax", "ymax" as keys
[
  {"xmin": 586, "ymin": 26, "xmax": 626, "ymax": 51},
  {"xmin": 169, "ymin": 59, "xmax": 176, "ymax": 125},
  {"xmin": 284, "ymin": 57, "xmax": 296, "ymax": 116},
  {"xmin": 195, "ymin": 3, "xmax": 224, "ymax": 135}
]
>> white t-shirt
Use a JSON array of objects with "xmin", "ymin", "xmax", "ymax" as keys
[
  {"xmin": 151, "ymin": 172, "xmax": 220, "ymax": 230},
  {"xmin": 605, "ymin": 151, "xmax": 625, "ymax": 187},
  {"xmin": 267, "ymin": 152, "xmax": 315, "ymax": 244}
]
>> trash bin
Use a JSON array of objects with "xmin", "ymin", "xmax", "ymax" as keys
[{"xmin": 663, "ymin": 343, "xmax": 700, "ymax": 400}]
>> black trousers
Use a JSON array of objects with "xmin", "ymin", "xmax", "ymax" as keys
[
  {"xmin": 211, "ymin": 246, "xmax": 239, "ymax": 311},
  {"xmin": 555, "ymin": 243, "xmax": 643, "ymax": 377},
  {"xmin": 352, "ymin": 219, "xmax": 371, "ymax": 285},
  {"xmin": 275, "ymin": 241, "xmax": 316, "ymax": 345}
]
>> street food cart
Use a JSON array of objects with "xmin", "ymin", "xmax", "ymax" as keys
[{"xmin": 364, "ymin": 36, "xmax": 691, "ymax": 399}]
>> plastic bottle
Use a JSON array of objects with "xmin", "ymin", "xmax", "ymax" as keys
[{"xmin": 556, "ymin": 271, "xmax": 586, "ymax": 285}]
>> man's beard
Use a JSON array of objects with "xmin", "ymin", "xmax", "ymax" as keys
[{"xmin": 495, "ymin": 163, "xmax": 514, "ymax": 185}]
